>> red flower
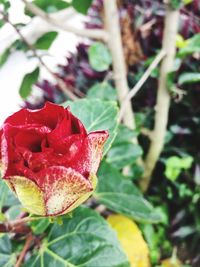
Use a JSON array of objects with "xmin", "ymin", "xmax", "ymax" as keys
[{"xmin": 0, "ymin": 102, "xmax": 108, "ymax": 216}]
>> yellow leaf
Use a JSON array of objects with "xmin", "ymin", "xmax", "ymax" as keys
[{"xmin": 107, "ymin": 214, "xmax": 150, "ymax": 267}]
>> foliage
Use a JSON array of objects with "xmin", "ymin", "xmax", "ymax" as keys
[
  {"xmin": 0, "ymin": 0, "xmax": 200, "ymax": 266},
  {"xmin": 88, "ymin": 42, "xmax": 112, "ymax": 72},
  {"xmin": 34, "ymin": 32, "xmax": 58, "ymax": 50},
  {"xmin": 19, "ymin": 67, "xmax": 40, "ymax": 99},
  {"xmin": 24, "ymin": 207, "xmax": 130, "ymax": 267},
  {"xmin": 95, "ymin": 161, "xmax": 161, "ymax": 223},
  {"xmin": 64, "ymin": 99, "xmax": 118, "ymax": 154}
]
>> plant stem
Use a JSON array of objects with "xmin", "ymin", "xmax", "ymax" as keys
[
  {"xmin": 139, "ymin": 4, "xmax": 180, "ymax": 192},
  {"xmin": 103, "ymin": 0, "xmax": 136, "ymax": 131},
  {"xmin": 15, "ymin": 234, "xmax": 34, "ymax": 267},
  {"xmin": 0, "ymin": 216, "xmax": 44, "ymax": 233}
]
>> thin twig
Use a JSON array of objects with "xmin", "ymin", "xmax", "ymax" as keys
[
  {"xmin": 0, "ymin": 11, "xmax": 78, "ymax": 100},
  {"xmin": 140, "ymin": 128, "xmax": 153, "ymax": 140},
  {"xmin": 22, "ymin": 0, "xmax": 109, "ymax": 42},
  {"xmin": 0, "ymin": 216, "xmax": 44, "ymax": 234},
  {"xmin": 10, "ymin": 216, "xmax": 45, "ymax": 226},
  {"xmin": 118, "ymin": 49, "xmax": 166, "ymax": 122},
  {"xmin": 15, "ymin": 234, "xmax": 34, "ymax": 267}
]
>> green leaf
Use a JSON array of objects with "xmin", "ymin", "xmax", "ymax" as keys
[
  {"xmin": 107, "ymin": 142, "xmax": 143, "ymax": 169},
  {"xmin": 30, "ymin": 218, "xmax": 50, "ymax": 235},
  {"xmin": 94, "ymin": 161, "xmax": 162, "ymax": 223},
  {"xmin": 170, "ymin": 0, "xmax": 183, "ymax": 9},
  {"xmin": 0, "ymin": 179, "xmax": 19, "ymax": 212},
  {"xmin": 72, "ymin": 0, "xmax": 92, "ymax": 14},
  {"xmin": 113, "ymin": 124, "xmax": 138, "ymax": 145},
  {"xmin": 23, "ymin": 206, "xmax": 130, "ymax": 267},
  {"xmin": 178, "ymin": 33, "xmax": 200, "ymax": 57},
  {"xmin": 167, "ymin": 71, "xmax": 175, "ymax": 91},
  {"xmin": 164, "ymin": 156, "xmax": 193, "ymax": 181},
  {"xmin": 63, "ymin": 99, "xmax": 119, "ymax": 154},
  {"xmin": 34, "ymin": 32, "xmax": 58, "ymax": 50},
  {"xmin": 0, "ymin": 48, "xmax": 10, "ymax": 68},
  {"xmin": 19, "ymin": 67, "xmax": 40, "ymax": 99},
  {"xmin": 107, "ymin": 124, "xmax": 142, "ymax": 169},
  {"xmin": 26, "ymin": 0, "xmax": 69, "ymax": 14},
  {"xmin": 88, "ymin": 42, "xmax": 112, "ymax": 72},
  {"xmin": 176, "ymin": 34, "xmax": 187, "ymax": 49},
  {"xmin": 87, "ymin": 82, "xmax": 117, "ymax": 101},
  {"xmin": 178, "ymin": 72, "xmax": 200, "ymax": 85},
  {"xmin": 0, "ymin": 0, "xmax": 10, "ymax": 11},
  {"xmin": 5, "ymin": 205, "xmax": 22, "ymax": 221},
  {"xmin": 0, "ymin": 234, "xmax": 16, "ymax": 267}
]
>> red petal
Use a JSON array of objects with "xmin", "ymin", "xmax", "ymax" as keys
[
  {"xmin": 0, "ymin": 129, "xmax": 2, "ymax": 160},
  {"xmin": 1, "ymin": 123, "xmax": 47, "ymax": 178},
  {"xmin": 66, "ymin": 108, "xmax": 87, "ymax": 135},
  {"xmin": 5, "ymin": 102, "xmax": 65, "ymax": 130}
]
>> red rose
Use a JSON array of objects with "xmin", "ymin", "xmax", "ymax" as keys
[{"xmin": 0, "ymin": 102, "xmax": 108, "ymax": 216}]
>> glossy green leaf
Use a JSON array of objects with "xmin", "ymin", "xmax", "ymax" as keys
[
  {"xmin": 87, "ymin": 82, "xmax": 117, "ymax": 101},
  {"xmin": 19, "ymin": 67, "xmax": 40, "ymax": 99},
  {"xmin": 88, "ymin": 42, "xmax": 112, "ymax": 72},
  {"xmin": 113, "ymin": 124, "xmax": 138, "ymax": 145},
  {"xmin": 178, "ymin": 72, "xmax": 200, "ymax": 85},
  {"xmin": 94, "ymin": 161, "xmax": 162, "ymax": 223},
  {"xmin": 178, "ymin": 33, "xmax": 200, "ymax": 57},
  {"xmin": 0, "ymin": 234, "xmax": 16, "ymax": 267},
  {"xmin": 63, "ymin": 99, "xmax": 119, "ymax": 154},
  {"xmin": 0, "ymin": 48, "xmax": 10, "ymax": 68},
  {"xmin": 23, "ymin": 206, "xmax": 130, "ymax": 267},
  {"xmin": 106, "ymin": 124, "xmax": 141, "ymax": 169},
  {"xmin": 34, "ymin": 32, "xmax": 58, "ymax": 50},
  {"xmin": 72, "ymin": 0, "xmax": 92, "ymax": 14},
  {"xmin": 107, "ymin": 143, "xmax": 143, "ymax": 169}
]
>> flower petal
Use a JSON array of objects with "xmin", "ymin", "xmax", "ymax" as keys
[
  {"xmin": 87, "ymin": 130, "xmax": 109, "ymax": 174},
  {"xmin": 38, "ymin": 166, "xmax": 93, "ymax": 216},
  {"xmin": 5, "ymin": 102, "xmax": 65, "ymax": 130},
  {"xmin": 7, "ymin": 176, "xmax": 45, "ymax": 215}
]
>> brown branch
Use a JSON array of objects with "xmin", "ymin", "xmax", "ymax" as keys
[
  {"xmin": 103, "ymin": 0, "xmax": 136, "ymax": 131},
  {"xmin": 0, "ymin": 216, "xmax": 42, "ymax": 234},
  {"xmin": 15, "ymin": 234, "xmax": 34, "ymax": 267},
  {"xmin": 22, "ymin": 0, "xmax": 109, "ymax": 42},
  {"xmin": 139, "ymin": 5, "xmax": 180, "ymax": 192},
  {"xmin": 0, "ymin": 11, "xmax": 78, "ymax": 101},
  {"xmin": 118, "ymin": 49, "xmax": 166, "ymax": 122}
]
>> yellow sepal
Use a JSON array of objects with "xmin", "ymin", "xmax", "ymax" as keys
[{"xmin": 8, "ymin": 176, "xmax": 46, "ymax": 216}]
